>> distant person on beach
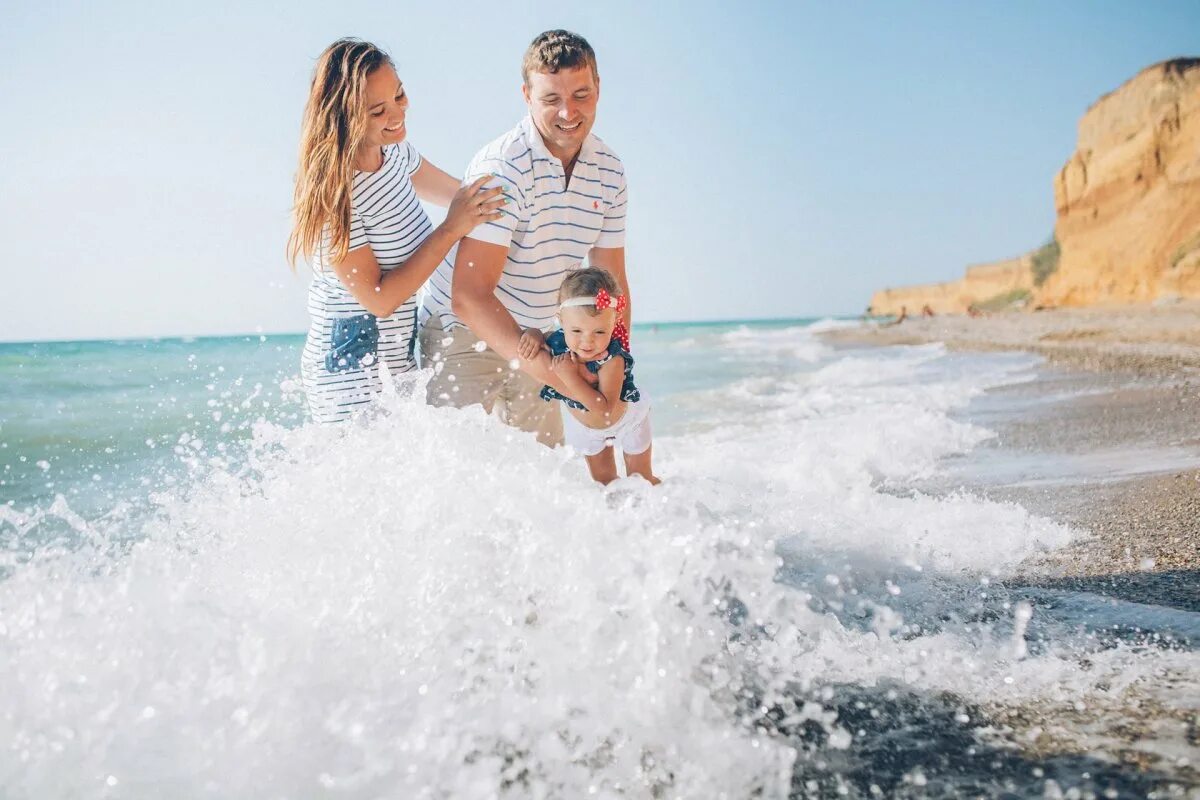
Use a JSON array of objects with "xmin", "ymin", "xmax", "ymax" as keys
[
  {"xmin": 289, "ymin": 39, "xmax": 505, "ymax": 424},
  {"xmin": 519, "ymin": 268, "xmax": 658, "ymax": 484},
  {"xmin": 921, "ymin": 304, "xmax": 934, "ymax": 318},
  {"xmin": 883, "ymin": 306, "xmax": 908, "ymax": 327},
  {"xmin": 419, "ymin": 30, "xmax": 630, "ymax": 447}
]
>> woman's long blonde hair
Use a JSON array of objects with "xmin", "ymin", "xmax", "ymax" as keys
[{"xmin": 288, "ymin": 38, "xmax": 393, "ymax": 267}]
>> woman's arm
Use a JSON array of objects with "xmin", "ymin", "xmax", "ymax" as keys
[
  {"xmin": 410, "ymin": 160, "xmax": 463, "ymax": 207},
  {"xmin": 331, "ymin": 176, "xmax": 503, "ymax": 317}
]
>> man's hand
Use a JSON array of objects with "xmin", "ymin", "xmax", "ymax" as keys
[{"xmin": 517, "ymin": 328, "xmax": 545, "ymax": 361}]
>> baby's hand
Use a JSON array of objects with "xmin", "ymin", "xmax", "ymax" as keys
[
  {"xmin": 517, "ymin": 328, "xmax": 545, "ymax": 361},
  {"xmin": 549, "ymin": 352, "xmax": 575, "ymax": 373},
  {"xmin": 578, "ymin": 359, "xmax": 599, "ymax": 387}
]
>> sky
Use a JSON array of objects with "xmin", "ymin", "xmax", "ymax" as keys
[{"xmin": 1, "ymin": 0, "xmax": 1198, "ymax": 341}]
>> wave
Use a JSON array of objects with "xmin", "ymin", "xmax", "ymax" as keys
[{"xmin": 1, "ymin": 339, "xmax": 1194, "ymax": 797}]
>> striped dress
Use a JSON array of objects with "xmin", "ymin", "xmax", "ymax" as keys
[{"xmin": 301, "ymin": 141, "xmax": 431, "ymax": 423}]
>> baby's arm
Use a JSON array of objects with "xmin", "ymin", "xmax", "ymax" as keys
[
  {"xmin": 564, "ymin": 357, "xmax": 628, "ymax": 427},
  {"xmin": 549, "ymin": 353, "xmax": 596, "ymax": 403},
  {"xmin": 517, "ymin": 328, "xmax": 545, "ymax": 361}
]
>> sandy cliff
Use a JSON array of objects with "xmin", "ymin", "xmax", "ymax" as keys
[
  {"xmin": 1041, "ymin": 58, "xmax": 1200, "ymax": 305},
  {"xmin": 870, "ymin": 58, "xmax": 1200, "ymax": 315},
  {"xmin": 870, "ymin": 255, "xmax": 1033, "ymax": 315}
]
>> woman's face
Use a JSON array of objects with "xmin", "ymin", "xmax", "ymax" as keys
[{"xmin": 361, "ymin": 64, "xmax": 409, "ymax": 150}]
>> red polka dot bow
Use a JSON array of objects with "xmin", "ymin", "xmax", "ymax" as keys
[
  {"xmin": 594, "ymin": 289, "xmax": 631, "ymax": 351},
  {"xmin": 594, "ymin": 288, "xmax": 627, "ymax": 314}
]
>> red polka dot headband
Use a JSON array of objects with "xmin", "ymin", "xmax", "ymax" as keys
[{"xmin": 559, "ymin": 289, "xmax": 631, "ymax": 351}]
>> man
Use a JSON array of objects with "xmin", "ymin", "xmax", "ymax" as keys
[{"xmin": 419, "ymin": 30, "xmax": 630, "ymax": 446}]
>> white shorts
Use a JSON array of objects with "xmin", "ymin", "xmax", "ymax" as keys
[{"xmin": 563, "ymin": 397, "xmax": 653, "ymax": 457}]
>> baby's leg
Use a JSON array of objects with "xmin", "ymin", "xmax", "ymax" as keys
[
  {"xmin": 584, "ymin": 448, "xmax": 620, "ymax": 484},
  {"xmin": 623, "ymin": 445, "xmax": 660, "ymax": 485}
]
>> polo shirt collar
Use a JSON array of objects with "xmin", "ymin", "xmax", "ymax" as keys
[{"xmin": 520, "ymin": 115, "xmax": 595, "ymax": 170}]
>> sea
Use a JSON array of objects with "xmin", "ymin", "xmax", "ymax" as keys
[{"xmin": 1, "ymin": 319, "xmax": 1197, "ymax": 798}]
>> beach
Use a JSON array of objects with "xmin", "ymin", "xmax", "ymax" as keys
[
  {"xmin": 825, "ymin": 299, "xmax": 1200, "ymax": 587},
  {"xmin": 821, "ymin": 307, "xmax": 1200, "ymax": 787},
  {"xmin": 2, "ymin": 320, "xmax": 1198, "ymax": 797},
  {"xmin": 828, "ymin": 301, "xmax": 1200, "ymax": 376},
  {"xmin": 822, "ymin": 302, "xmax": 1200, "ymax": 608}
]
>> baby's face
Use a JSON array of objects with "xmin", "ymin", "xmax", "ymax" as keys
[{"xmin": 560, "ymin": 306, "xmax": 617, "ymax": 361}]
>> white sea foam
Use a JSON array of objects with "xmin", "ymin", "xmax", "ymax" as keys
[
  {"xmin": 718, "ymin": 324, "xmax": 830, "ymax": 363},
  {"xmin": 1, "ymin": 325, "xmax": 1195, "ymax": 797},
  {"xmin": 802, "ymin": 317, "xmax": 858, "ymax": 334}
]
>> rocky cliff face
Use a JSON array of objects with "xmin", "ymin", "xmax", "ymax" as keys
[
  {"xmin": 870, "ymin": 58, "xmax": 1200, "ymax": 315},
  {"xmin": 870, "ymin": 255, "xmax": 1033, "ymax": 315},
  {"xmin": 1040, "ymin": 58, "xmax": 1200, "ymax": 305}
]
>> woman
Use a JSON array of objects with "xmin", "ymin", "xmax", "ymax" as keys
[{"xmin": 288, "ymin": 38, "xmax": 503, "ymax": 423}]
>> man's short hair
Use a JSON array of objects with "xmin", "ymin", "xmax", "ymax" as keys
[{"xmin": 522, "ymin": 29, "xmax": 598, "ymax": 85}]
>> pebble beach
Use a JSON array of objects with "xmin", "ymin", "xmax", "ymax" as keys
[{"xmin": 824, "ymin": 303, "xmax": 1200, "ymax": 612}]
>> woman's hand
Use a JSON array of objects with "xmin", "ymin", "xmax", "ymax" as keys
[
  {"xmin": 517, "ymin": 328, "xmax": 545, "ymax": 361},
  {"xmin": 441, "ymin": 176, "xmax": 506, "ymax": 239}
]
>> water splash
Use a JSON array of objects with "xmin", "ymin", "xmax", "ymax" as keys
[{"xmin": 2, "ymin": 330, "xmax": 1196, "ymax": 797}]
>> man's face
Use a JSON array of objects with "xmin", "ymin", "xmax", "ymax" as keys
[{"xmin": 522, "ymin": 66, "xmax": 599, "ymax": 163}]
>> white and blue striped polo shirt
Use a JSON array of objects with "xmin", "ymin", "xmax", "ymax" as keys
[
  {"xmin": 301, "ymin": 140, "xmax": 431, "ymax": 423},
  {"xmin": 420, "ymin": 116, "xmax": 627, "ymax": 331}
]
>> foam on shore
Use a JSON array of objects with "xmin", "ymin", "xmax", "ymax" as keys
[{"xmin": 2, "ymin": 326, "xmax": 1195, "ymax": 797}]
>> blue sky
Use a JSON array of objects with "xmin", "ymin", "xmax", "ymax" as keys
[{"xmin": 2, "ymin": 0, "xmax": 1197, "ymax": 341}]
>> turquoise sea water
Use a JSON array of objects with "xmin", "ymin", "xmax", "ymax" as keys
[{"xmin": 0, "ymin": 319, "xmax": 813, "ymax": 517}]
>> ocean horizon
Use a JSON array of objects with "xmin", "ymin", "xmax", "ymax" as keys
[{"xmin": 0, "ymin": 314, "xmax": 844, "ymax": 347}]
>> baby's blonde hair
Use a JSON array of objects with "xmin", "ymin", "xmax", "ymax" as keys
[{"xmin": 559, "ymin": 268, "xmax": 620, "ymax": 314}]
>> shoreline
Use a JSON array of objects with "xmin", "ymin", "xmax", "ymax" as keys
[
  {"xmin": 821, "ymin": 308, "xmax": 1200, "ymax": 783},
  {"xmin": 823, "ymin": 305, "xmax": 1200, "ymax": 609},
  {"xmin": 825, "ymin": 301, "xmax": 1200, "ymax": 378}
]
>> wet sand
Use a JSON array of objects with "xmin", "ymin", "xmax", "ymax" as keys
[
  {"xmin": 822, "ymin": 304, "xmax": 1200, "ymax": 607},
  {"xmin": 982, "ymin": 379, "xmax": 1200, "ymax": 612},
  {"xmin": 963, "ymin": 368, "xmax": 1198, "ymax": 611},
  {"xmin": 824, "ymin": 311, "xmax": 1200, "ymax": 789},
  {"xmin": 826, "ymin": 301, "xmax": 1200, "ymax": 377}
]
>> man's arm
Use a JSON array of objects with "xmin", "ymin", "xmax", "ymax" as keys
[
  {"xmin": 450, "ymin": 239, "xmax": 579, "ymax": 397},
  {"xmin": 451, "ymin": 238, "xmax": 522, "ymax": 358},
  {"xmin": 588, "ymin": 247, "xmax": 631, "ymax": 333}
]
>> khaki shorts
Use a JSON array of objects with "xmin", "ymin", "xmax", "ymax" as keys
[{"xmin": 418, "ymin": 314, "xmax": 563, "ymax": 447}]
